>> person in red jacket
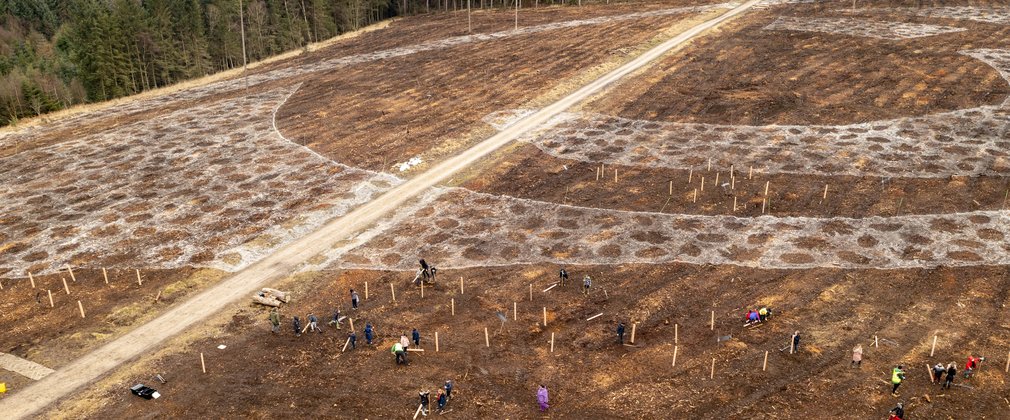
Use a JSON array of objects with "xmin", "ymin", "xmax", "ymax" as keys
[{"xmin": 965, "ymin": 355, "xmax": 981, "ymax": 378}]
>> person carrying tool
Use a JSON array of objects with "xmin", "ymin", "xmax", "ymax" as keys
[
  {"xmin": 582, "ymin": 275, "xmax": 591, "ymax": 295},
  {"xmin": 307, "ymin": 313, "xmax": 321, "ymax": 333},
  {"xmin": 418, "ymin": 389, "xmax": 430, "ymax": 416},
  {"xmin": 932, "ymin": 363, "xmax": 946, "ymax": 383},
  {"xmin": 269, "ymin": 308, "xmax": 281, "ymax": 333},
  {"xmin": 965, "ymin": 355, "xmax": 983, "ymax": 378},
  {"xmin": 348, "ymin": 331, "xmax": 357, "ymax": 350},
  {"xmin": 891, "ymin": 365, "xmax": 906, "ymax": 395},
  {"xmin": 444, "ymin": 380, "xmax": 453, "ymax": 399},
  {"xmin": 293, "ymin": 316, "xmax": 302, "ymax": 337},
  {"xmin": 365, "ymin": 323, "xmax": 374, "ymax": 345},
  {"xmin": 559, "ymin": 267, "xmax": 569, "ymax": 287}
]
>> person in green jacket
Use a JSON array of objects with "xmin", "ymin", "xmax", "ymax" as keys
[
  {"xmin": 392, "ymin": 342, "xmax": 407, "ymax": 365},
  {"xmin": 891, "ymin": 365, "xmax": 906, "ymax": 395},
  {"xmin": 269, "ymin": 308, "xmax": 281, "ymax": 333}
]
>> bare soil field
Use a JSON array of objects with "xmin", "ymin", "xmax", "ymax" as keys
[
  {"xmin": 76, "ymin": 264, "xmax": 1010, "ymax": 418},
  {"xmin": 0, "ymin": 0, "xmax": 733, "ymax": 405},
  {"xmin": 6, "ymin": 1, "xmax": 1010, "ymax": 419},
  {"xmin": 468, "ymin": 1, "xmax": 1010, "ymax": 218}
]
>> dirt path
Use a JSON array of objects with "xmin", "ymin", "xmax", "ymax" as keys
[{"xmin": 0, "ymin": 2, "xmax": 760, "ymax": 417}]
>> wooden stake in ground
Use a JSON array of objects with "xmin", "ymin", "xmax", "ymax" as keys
[
  {"xmin": 200, "ymin": 353, "xmax": 206, "ymax": 373},
  {"xmin": 748, "ymin": 166, "xmax": 753, "ymax": 179},
  {"xmin": 484, "ymin": 327, "xmax": 490, "ymax": 348},
  {"xmin": 672, "ymin": 345, "xmax": 679, "ymax": 367},
  {"xmin": 102, "ymin": 268, "xmax": 108, "ymax": 285},
  {"xmin": 927, "ymin": 363, "xmax": 935, "ymax": 383},
  {"xmin": 700, "ymin": 176, "xmax": 705, "ymax": 192},
  {"xmin": 669, "ymin": 180, "xmax": 673, "ymax": 195},
  {"xmin": 77, "ymin": 301, "xmax": 85, "ymax": 318},
  {"xmin": 630, "ymin": 323, "xmax": 637, "ymax": 344},
  {"xmin": 823, "ymin": 184, "xmax": 829, "ymax": 201},
  {"xmin": 732, "ymin": 196, "xmax": 737, "ymax": 212},
  {"xmin": 614, "ymin": 167, "xmax": 618, "ymax": 182},
  {"xmin": 47, "ymin": 289, "xmax": 54, "ymax": 307},
  {"xmin": 543, "ymin": 307, "xmax": 547, "ymax": 327},
  {"xmin": 136, "ymin": 269, "xmax": 142, "ymax": 286},
  {"xmin": 435, "ymin": 331, "xmax": 440, "ymax": 352},
  {"xmin": 460, "ymin": 277, "xmax": 464, "ymax": 295},
  {"xmin": 451, "ymin": 298, "xmax": 455, "ymax": 316},
  {"xmin": 514, "ymin": 302, "xmax": 517, "ymax": 321},
  {"xmin": 420, "ymin": 280, "xmax": 424, "ymax": 299},
  {"xmin": 763, "ymin": 350, "xmax": 769, "ymax": 371},
  {"xmin": 596, "ymin": 166, "xmax": 600, "ymax": 181},
  {"xmin": 529, "ymin": 283, "xmax": 532, "ymax": 301},
  {"xmin": 710, "ymin": 358, "xmax": 716, "ymax": 379},
  {"xmin": 714, "ymin": 172, "xmax": 719, "ymax": 186},
  {"xmin": 874, "ymin": 335, "xmax": 878, "ymax": 348},
  {"xmin": 930, "ymin": 335, "xmax": 938, "ymax": 357},
  {"xmin": 66, "ymin": 265, "xmax": 77, "ymax": 282},
  {"xmin": 349, "ymin": 318, "xmax": 354, "ymax": 332},
  {"xmin": 674, "ymin": 324, "xmax": 679, "ymax": 344},
  {"xmin": 761, "ymin": 198, "xmax": 767, "ymax": 214},
  {"xmin": 688, "ymin": 168, "xmax": 693, "ymax": 183},
  {"xmin": 731, "ymin": 176, "xmax": 735, "ymax": 190},
  {"xmin": 710, "ymin": 311, "xmax": 715, "ymax": 330},
  {"xmin": 764, "ymin": 181, "xmax": 770, "ymax": 197},
  {"xmin": 790, "ymin": 333, "xmax": 797, "ymax": 354},
  {"xmin": 28, "ymin": 271, "xmax": 36, "ymax": 288},
  {"xmin": 365, "ymin": 282, "xmax": 368, "ymax": 299},
  {"xmin": 154, "ymin": 291, "xmax": 162, "ymax": 303},
  {"xmin": 692, "ymin": 189, "xmax": 698, "ymax": 203},
  {"xmin": 550, "ymin": 332, "xmax": 555, "ymax": 353},
  {"xmin": 390, "ymin": 283, "xmax": 396, "ymax": 302},
  {"xmin": 62, "ymin": 277, "xmax": 70, "ymax": 295},
  {"xmin": 707, "ymin": 158, "xmax": 712, "ymax": 171},
  {"xmin": 1005, "ymin": 350, "xmax": 1009, "ymax": 372}
]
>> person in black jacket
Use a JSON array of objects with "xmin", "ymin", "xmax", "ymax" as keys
[
  {"xmin": 617, "ymin": 322, "xmax": 626, "ymax": 344},
  {"xmin": 888, "ymin": 402, "xmax": 904, "ymax": 419},
  {"xmin": 559, "ymin": 268, "xmax": 568, "ymax": 287},
  {"xmin": 418, "ymin": 390, "xmax": 431, "ymax": 416},
  {"xmin": 942, "ymin": 362, "xmax": 957, "ymax": 389},
  {"xmin": 412, "ymin": 328, "xmax": 421, "ymax": 346}
]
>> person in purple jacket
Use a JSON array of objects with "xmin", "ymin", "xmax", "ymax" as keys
[{"xmin": 536, "ymin": 385, "xmax": 549, "ymax": 412}]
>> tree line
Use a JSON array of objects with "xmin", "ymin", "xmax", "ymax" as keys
[{"xmin": 2, "ymin": 0, "xmax": 559, "ymax": 127}]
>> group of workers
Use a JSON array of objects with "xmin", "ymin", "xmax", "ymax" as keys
[
  {"xmin": 417, "ymin": 381, "xmax": 453, "ymax": 416},
  {"xmin": 559, "ymin": 267, "xmax": 593, "ymax": 295}
]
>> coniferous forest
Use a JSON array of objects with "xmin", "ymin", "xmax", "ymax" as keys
[{"xmin": 0, "ymin": 0, "xmax": 462, "ymax": 126}]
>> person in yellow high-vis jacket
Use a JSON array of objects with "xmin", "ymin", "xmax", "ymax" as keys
[{"xmin": 891, "ymin": 365, "xmax": 906, "ymax": 395}]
